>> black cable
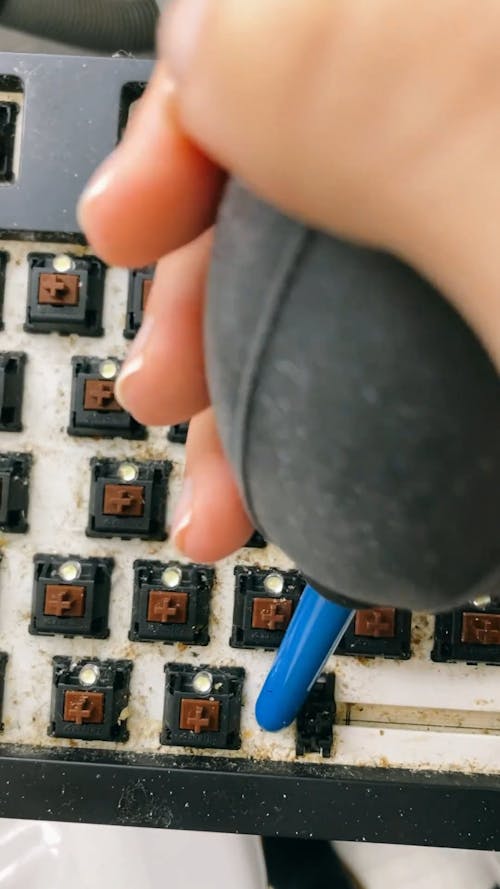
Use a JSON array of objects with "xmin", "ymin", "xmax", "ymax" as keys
[{"xmin": 0, "ymin": 0, "xmax": 158, "ymax": 52}]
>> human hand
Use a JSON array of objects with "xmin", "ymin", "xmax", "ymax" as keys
[{"xmin": 78, "ymin": 0, "xmax": 500, "ymax": 562}]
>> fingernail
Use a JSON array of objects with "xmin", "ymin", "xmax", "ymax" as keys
[
  {"xmin": 76, "ymin": 151, "xmax": 119, "ymax": 229},
  {"xmin": 171, "ymin": 477, "xmax": 193, "ymax": 550},
  {"xmin": 163, "ymin": 0, "xmax": 208, "ymax": 81},
  {"xmin": 115, "ymin": 314, "xmax": 155, "ymax": 410}
]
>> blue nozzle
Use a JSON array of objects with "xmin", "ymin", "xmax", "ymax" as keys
[{"xmin": 255, "ymin": 584, "xmax": 353, "ymax": 731}]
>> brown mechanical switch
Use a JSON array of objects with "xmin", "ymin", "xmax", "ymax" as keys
[
  {"xmin": 103, "ymin": 484, "xmax": 145, "ymax": 516},
  {"xmin": 142, "ymin": 279, "xmax": 152, "ymax": 309},
  {"xmin": 355, "ymin": 607, "xmax": 396, "ymax": 638},
  {"xmin": 63, "ymin": 691, "xmax": 104, "ymax": 725},
  {"xmin": 38, "ymin": 273, "xmax": 79, "ymax": 306},
  {"xmin": 461, "ymin": 612, "xmax": 500, "ymax": 645},
  {"xmin": 44, "ymin": 584, "xmax": 85, "ymax": 617},
  {"xmin": 252, "ymin": 597, "xmax": 293, "ymax": 631},
  {"xmin": 83, "ymin": 379, "xmax": 122, "ymax": 412},
  {"xmin": 147, "ymin": 590, "xmax": 188, "ymax": 624},
  {"xmin": 179, "ymin": 698, "xmax": 220, "ymax": 734}
]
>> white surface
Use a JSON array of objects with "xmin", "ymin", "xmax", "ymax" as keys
[
  {"xmin": 0, "ymin": 819, "xmax": 267, "ymax": 889},
  {"xmin": 335, "ymin": 842, "xmax": 500, "ymax": 889},
  {"xmin": 0, "ymin": 238, "xmax": 498, "ymax": 777}
]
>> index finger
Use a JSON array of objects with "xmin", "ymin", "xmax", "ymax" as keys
[{"xmin": 77, "ymin": 61, "xmax": 224, "ymax": 268}]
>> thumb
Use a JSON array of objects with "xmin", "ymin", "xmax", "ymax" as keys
[{"xmin": 160, "ymin": 0, "xmax": 402, "ymax": 246}]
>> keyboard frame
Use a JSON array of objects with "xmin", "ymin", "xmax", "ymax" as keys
[{"xmin": 0, "ymin": 50, "xmax": 497, "ymax": 849}]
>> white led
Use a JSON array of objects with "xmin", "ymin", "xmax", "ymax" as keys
[
  {"xmin": 118, "ymin": 461, "xmax": 138, "ymax": 482},
  {"xmin": 99, "ymin": 359, "xmax": 119, "ymax": 380},
  {"xmin": 192, "ymin": 671, "xmax": 213, "ymax": 696},
  {"xmin": 58, "ymin": 560, "xmax": 81, "ymax": 582},
  {"xmin": 162, "ymin": 566, "xmax": 182, "ymax": 589},
  {"xmin": 78, "ymin": 663, "xmax": 100, "ymax": 687},
  {"xmin": 52, "ymin": 253, "xmax": 75, "ymax": 273},
  {"xmin": 263, "ymin": 572, "xmax": 285, "ymax": 596},
  {"xmin": 472, "ymin": 595, "xmax": 492, "ymax": 609}
]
